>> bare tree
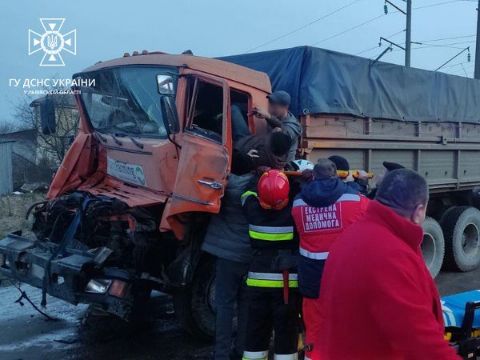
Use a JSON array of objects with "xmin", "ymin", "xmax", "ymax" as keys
[
  {"xmin": 0, "ymin": 121, "xmax": 17, "ymax": 134},
  {"xmin": 13, "ymin": 89, "xmax": 79, "ymax": 166}
]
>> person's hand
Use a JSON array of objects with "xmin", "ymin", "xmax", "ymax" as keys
[
  {"xmin": 272, "ymin": 127, "xmax": 282, "ymax": 133},
  {"xmin": 247, "ymin": 149, "xmax": 259, "ymax": 158},
  {"xmin": 252, "ymin": 107, "xmax": 271, "ymax": 120}
]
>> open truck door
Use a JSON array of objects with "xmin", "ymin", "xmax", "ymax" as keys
[{"xmin": 163, "ymin": 75, "xmax": 232, "ymax": 239}]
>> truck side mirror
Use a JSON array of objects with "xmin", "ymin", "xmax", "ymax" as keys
[
  {"xmin": 39, "ymin": 96, "xmax": 56, "ymax": 135},
  {"xmin": 161, "ymin": 96, "xmax": 179, "ymax": 135}
]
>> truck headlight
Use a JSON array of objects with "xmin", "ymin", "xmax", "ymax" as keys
[{"xmin": 85, "ymin": 279, "xmax": 112, "ymax": 294}]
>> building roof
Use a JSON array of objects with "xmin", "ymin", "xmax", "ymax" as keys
[
  {"xmin": 30, "ymin": 94, "xmax": 77, "ymax": 109},
  {"xmin": 0, "ymin": 129, "xmax": 36, "ymax": 142}
]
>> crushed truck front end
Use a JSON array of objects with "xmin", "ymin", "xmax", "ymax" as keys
[{"xmin": 0, "ymin": 51, "xmax": 272, "ymax": 332}]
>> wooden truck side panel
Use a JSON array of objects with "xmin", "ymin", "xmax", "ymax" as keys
[{"xmin": 302, "ymin": 114, "xmax": 480, "ymax": 193}]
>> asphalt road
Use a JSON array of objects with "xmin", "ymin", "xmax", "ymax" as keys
[{"xmin": 0, "ymin": 268, "xmax": 479, "ymax": 360}]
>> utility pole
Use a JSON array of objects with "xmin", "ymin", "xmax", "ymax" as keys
[
  {"xmin": 384, "ymin": 0, "xmax": 412, "ymax": 67},
  {"xmin": 475, "ymin": 0, "xmax": 480, "ymax": 79},
  {"xmin": 405, "ymin": 0, "xmax": 412, "ymax": 67}
]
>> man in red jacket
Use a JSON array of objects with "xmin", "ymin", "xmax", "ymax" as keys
[{"xmin": 319, "ymin": 169, "xmax": 459, "ymax": 359}]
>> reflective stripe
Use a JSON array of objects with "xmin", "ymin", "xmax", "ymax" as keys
[
  {"xmin": 249, "ymin": 230, "xmax": 293, "ymax": 241},
  {"xmin": 299, "ymin": 247, "xmax": 329, "ymax": 260},
  {"xmin": 293, "ymin": 198, "xmax": 307, "ymax": 207},
  {"xmin": 293, "ymin": 193, "xmax": 361, "ymax": 208},
  {"xmin": 337, "ymin": 193, "xmax": 360, "ymax": 202},
  {"xmin": 248, "ymin": 272, "xmax": 298, "ymax": 281},
  {"xmin": 246, "ymin": 278, "xmax": 299, "ymax": 288},
  {"xmin": 274, "ymin": 354, "xmax": 298, "ymax": 360},
  {"xmin": 241, "ymin": 191, "xmax": 257, "ymax": 205},
  {"xmin": 243, "ymin": 350, "xmax": 268, "ymax": 359},
  {"xmin": 249, "ymin": 225, "xmax": 294, "ymax": 234}
]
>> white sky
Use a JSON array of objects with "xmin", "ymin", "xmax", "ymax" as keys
[{"xmin": 0, "ymin": 0, "xmax": 478, "ymax": 124}]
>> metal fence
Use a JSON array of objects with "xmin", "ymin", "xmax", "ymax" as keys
[{"xmin": 0, "ymin": 141, "xmax": 13, "ymax": 195}]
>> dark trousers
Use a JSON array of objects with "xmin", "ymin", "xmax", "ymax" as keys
[
  {"xmin": 214, "ymin": 257, "xmax": 249, "ymax": 360},
  {"xmin": 244, "ymin": 287, "xmax": 300, "ymax": 357}
]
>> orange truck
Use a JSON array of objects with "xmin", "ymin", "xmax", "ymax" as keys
[
  {"xmin": 0, "ymin": 51, "xmax": 272, "ymax": 338},
  {"xmin": 3, "ymin": 46, "xmax": 480, "ymax": 338}
]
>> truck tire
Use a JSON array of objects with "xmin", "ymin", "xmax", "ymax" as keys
[
  {"xmin": 173, "ymin": 257, "xmax": 215, "ymax": 341},
  {"xmin": 421, "ymin": 217, "xmax": 445, "ymax": 278},
  {"xmin": 441, "ymin": 206, "xmax": 480, "ymax": 271}
]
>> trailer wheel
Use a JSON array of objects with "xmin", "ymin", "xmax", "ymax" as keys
[
  {"xmin": 421, "ymin": 217, "xmax": 445, "ymax": 278},
  {"xmin": 441, "ymin": 206, "xmax": 480, "ymax": 271},
  {"xmin": 173, "ymin": 257, "xmax": 215, "ymax": 341}
]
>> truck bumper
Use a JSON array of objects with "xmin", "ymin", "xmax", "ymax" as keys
[{"xmin": 0, "ymin": 233, "xmax": 134, "ymax": 319}]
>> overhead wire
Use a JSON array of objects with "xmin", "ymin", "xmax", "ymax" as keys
[
  {"xmin": 315, "ymin": 0, "xmax": 476, "ymax": 50},
  {"xmin": 245, "ymin": 0, "xmax": 363, "ymax": 53},
  {"xmin": 312, "ymin": 13, "xmax": 389, "ymax": 46},
  {"xmin": 414, "ymin": 0, "xmax": 476, "ymax": 10}
]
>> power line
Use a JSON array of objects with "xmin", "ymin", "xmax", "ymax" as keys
[
  {"xmin": 356, "ymin": 45, "xmax": 382, "ymax": 55},
  {"xmin": 440, "ymin": 61, "xmax": 471, "ymax": 69},
  {"xmin": 387, "ymin": 28, "xmax": 407, "ymax": 39},
  {"xmin": 312, "ymin": 13, "xmax": 388, "ymax": 46},
  {"xmin": 414, "ymin": 0, "xmax": 476, "ymax": 10},
  {"xmin": 355, "ymin": 29, "xmax": 405, "ymax": 55},
  {"xmin": 312, "ymin": 0, "xmax": 472, "ymax": 51},
  {"xmin": 245, "ymin": 0, "xmax": 363, "ymax": 53},
  {"xmin": 415, "ymin": 34, "xmax": 476, "ymax": 43}
]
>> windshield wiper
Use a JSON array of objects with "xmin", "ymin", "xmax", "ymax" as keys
[
  {"xmin": 110, "ymin": 133, "xmax": 123, "ymax": 146},
  {"xmin": 95, "ymin": 131, "xmax": 108, "ymax": 143},
  {"xmin": 114, "ymin": 131, "xmax": 144, "ymax": 149},
  {"xmin": 128, "ymin": 136, "xmax": 144, "ymax": 149}
]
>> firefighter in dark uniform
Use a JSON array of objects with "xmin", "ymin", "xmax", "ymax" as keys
[{"xmin": 241, "ymin": 169, "xmax": 300, "ymax": 360}]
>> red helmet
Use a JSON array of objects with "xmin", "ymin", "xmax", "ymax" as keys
[{"xmin": 258, "ymin": 170, "xmax": 290, "ymax": 210}]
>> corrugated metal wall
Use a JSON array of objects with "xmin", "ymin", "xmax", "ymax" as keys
[{"xmin": 0, "ymin": 142, "xmax": 13, "ymax": 195}]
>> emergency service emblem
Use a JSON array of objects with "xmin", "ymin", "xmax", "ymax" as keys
[{"xmin": 28, "ymin": 18, "xmax": 77, "ymax": 67}]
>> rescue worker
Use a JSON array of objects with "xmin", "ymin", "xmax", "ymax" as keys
[
  {"xmin": 251, "ymin": 90, "xmax": 301, "ymax": 162},
  {"xmin": 202, "ymin": 172, "xmax": 253, "ymax": 360},
  {"xmin": 291, "ymin": 159, "xmax": 369, "ymax": 360},
  {"xmin": 241, "ymin": 170, "xmax": 300, "ymax": 360},
  {"xmin": 328, "ymin": 155, "xmax": 369, "ymax": 194},
  {"xmin": 203, "ymin": 133, "xmax": 294, "ymax": 360},
  {"xmin": 319, "ymin": 169, "xmax": 459, "ymax": 359}
]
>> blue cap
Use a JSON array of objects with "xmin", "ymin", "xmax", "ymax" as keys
[{"xmin": 267, "ymin": 90, "xmax": 291, "ymax": 107}]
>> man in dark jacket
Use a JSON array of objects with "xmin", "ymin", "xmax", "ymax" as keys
[
  {"xmin": 251, "ymin": 90, "xmax": 301, "ymax": 162},
  {"xmin": 202, "ymin": 173, "xmax": 253, "ymax": 360},
  {"xmin": 203, "ymin": 132, "xmax": 293, "ymax": 360},
  {"xmin": 319, "ymin": 169, "xmax": 459, "ymax": 359},
  {"xmin": 291, "ymin": 159, "xmax": 369, "ymax": 360}
]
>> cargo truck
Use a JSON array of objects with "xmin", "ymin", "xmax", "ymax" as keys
[{"xmin": 2, "ymin": 46, "xmax": 480, "ymax": 339}]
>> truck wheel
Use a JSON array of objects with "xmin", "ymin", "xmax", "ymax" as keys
[
  {"xmin": 173, "ymin": 257, "xmax": 215, "ymax": 341},
  {"xmin": 441, "ymin": 206, "xmax": 480, "ymax": 271},
  {"xmin": 421, "ymin": 217, "xmax": 445, "ymax": 278}
]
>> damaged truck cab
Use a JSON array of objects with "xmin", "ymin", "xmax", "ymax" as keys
[{"xmin": 0, "ymin": 52, "xmax": 271, "ymax": 337}]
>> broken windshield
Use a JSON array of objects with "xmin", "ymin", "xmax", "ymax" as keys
[{"xmin": 77, "ymin": 66, "xmax": 177, "ymax": 138}]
